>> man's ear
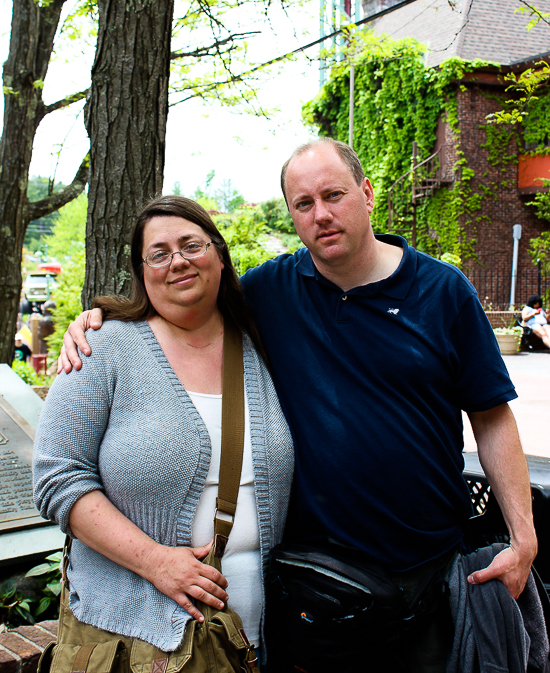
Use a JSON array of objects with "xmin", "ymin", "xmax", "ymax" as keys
[{"xmin": 362, "ymin": 178, "xmax": 375, "ymax": 213}]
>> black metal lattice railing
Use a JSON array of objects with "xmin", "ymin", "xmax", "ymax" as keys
[{"xmin": 468, "ymin": 481, "xmax": 491, "ymax": 516}]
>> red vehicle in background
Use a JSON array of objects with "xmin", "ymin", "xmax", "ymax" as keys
[{"xmin": 39, "ymin": 262, "xmax": 62, "ymax": 275}]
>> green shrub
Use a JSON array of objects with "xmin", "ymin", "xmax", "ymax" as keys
[
  {"xmin": 278, "ymin": 231, "xmax": 303, "ymax": 254},
  {"xmin": 0, "ymin": 579, "xmax": 34, "ymax": 627},
  {"xmin": 215, "ymin": 208, "xmax": 275, "ymax": 275},
  {"xmin": 43, "ymin": 194, "xmax": 87, "ymax": 261},
  {"xmin": 46, "ymin": 251, "xmax": 85, "ymax": 360},
  {"xmin": 25, "ymin": 552, "xmax": 62, "ymax": 620},
  {"xmin": 11, "ymin": 359, "xmax": 52, "ymax": 386},
  {"xmin": 0, "ymin": 552, "xmax": 62, "ymax": 628},
  {"xmin": 259, "ymin": 198, "xmax": 295, "ymax": 234}
]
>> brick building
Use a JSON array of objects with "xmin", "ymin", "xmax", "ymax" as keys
[{"xmin": 365, "ymin": 0, "xmax": 550, "ymax": 308}]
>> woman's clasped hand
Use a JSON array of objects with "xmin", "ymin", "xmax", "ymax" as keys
[{"xmin": 144, "ymin": 542, "xmax": 229, "ymax": 618}]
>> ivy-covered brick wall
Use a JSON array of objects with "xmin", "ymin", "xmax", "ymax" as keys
[
  {"xmin": 304, "ymin": 30, "xmax": 550, "ymax": 308},
  {"xmin": 455, "ymin": 81, "xmax": 548, "ymax": 305}
]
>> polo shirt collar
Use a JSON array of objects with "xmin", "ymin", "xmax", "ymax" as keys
[
  {"xmin": 375, "ymin": 234, "xmax": 416, "ymax": 300},
  {"xmin": 294, "ymin": 247, "xmax": 316, "ymax": 277},
  {"xmin": 294, "ymin": 234, "xmax": 417, "ymax": 300}
]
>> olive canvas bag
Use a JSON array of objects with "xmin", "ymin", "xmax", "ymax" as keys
[{"xmin": 38, "ymin": 323, "xmax": 259, "ymax": 673}]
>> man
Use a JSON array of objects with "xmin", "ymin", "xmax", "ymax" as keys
[
  {"xmin": 14, "ymin": 332, "xmax": 32, "ymax": 362},
  {"xmin": 61, "ymin": 139, "xmax": 537, "ymax": 670}
]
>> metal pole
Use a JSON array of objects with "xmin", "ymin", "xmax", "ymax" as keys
[
  {"xmin": 320, "ymin": 0, "xmax": 326, "ymax": 86},
  {"xmin": 332, "ymin": 1, "xmax": 338, "ymax": 57},
  {"xmin": 348, "ymin": 0, "xmax": 358, "ymax": 148},
  {"xmin": 412, "ymin": 142, "xmax": 417, "ymax": 248},
  {"xmin": 537, "ymin": 258, "xmax": 541, "ymax": 297},
  {"xmin": 349, "ymin": 65, "xmax": 355, "ymax": 148},
  {"xmin": 509, "ymin": 224, "xmax": 522, "ymax": 310}
]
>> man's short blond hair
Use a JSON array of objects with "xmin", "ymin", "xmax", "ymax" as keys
[{"xmin": 280, "ymin": 138, "xmax": 365, "ymax": 204}]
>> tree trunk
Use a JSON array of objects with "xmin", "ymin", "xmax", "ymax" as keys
[
  {"xmin": 0, "ymin": 0, "xmax": 88, "ymax": 364},
  {"xmin": 83, "ymin": 0, "xmax": 174, "ymax": 308}
]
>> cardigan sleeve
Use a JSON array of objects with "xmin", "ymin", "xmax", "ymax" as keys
[{"xmin": 33, "ymin": 340, "xmax": 112, "ymax": 536}]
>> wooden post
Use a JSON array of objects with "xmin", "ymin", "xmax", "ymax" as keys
[
  {"xmin": 30, "ymin": 313, "xmax": 41, "ymax": 355},
  {"xmin": 30, "ymin": 312, "xmax": 47, "ymax": 374}
]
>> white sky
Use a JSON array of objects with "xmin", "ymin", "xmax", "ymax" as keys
[{"xmin": 0, "ymin": 0, "xmax": 329, "ymax": 203}]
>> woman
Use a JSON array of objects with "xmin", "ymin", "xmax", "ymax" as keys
[
  {"xmin": 521, "ymin": 294, "xmax": 550, "ymax": 349},
  {"xmin": 33, "ymin": 196, "xmax": 294, "ymax": 659}
]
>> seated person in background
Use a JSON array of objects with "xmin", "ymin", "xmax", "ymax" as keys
[
  {"xmin": 522, "ymin": 294, "xmax": 550, "ymax": 349},
  {"xmin": 14, "ymin": 333, "xmax": 32, "ymax": 362}
]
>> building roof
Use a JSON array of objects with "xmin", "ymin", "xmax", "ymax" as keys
[{"xmin": 361, "ymin": 0, "xmax": 550, "ymax": 67}]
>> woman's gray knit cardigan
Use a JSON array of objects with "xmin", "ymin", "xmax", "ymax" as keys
[{"xmin": 33, "ymin": 320, "xmax": 294, "ymax": 652}]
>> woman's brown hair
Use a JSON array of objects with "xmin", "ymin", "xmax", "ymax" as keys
[{"xmin": 94, "ymin": 195, "xmax": 267, "ymax": 359}]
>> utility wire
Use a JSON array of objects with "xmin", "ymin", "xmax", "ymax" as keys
[{"xmin": 281, "ymin": 0, "xmax": 419, "ymax": 59}]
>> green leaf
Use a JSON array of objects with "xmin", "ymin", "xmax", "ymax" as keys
[
  {"xmin": 34, "ymin": 597, "xmax": 53, "ymax": 616},
  {"xmin": 14, "ymin": 605, "xmax": 35, "ymax": 625},
  {"xmin": 45, "ymin": 552, "xmax": 63, "ymax": 563},
  {"xmin": 26, "ymin": 563, "xmax": 54, "ymax": 577},
  {"xmin": 0, "ymin": 579, "xmax": 17, "ymax": 599},
  {"xmin": 46, "ymin": 581, "xmax": 61, "ymax": 596}
]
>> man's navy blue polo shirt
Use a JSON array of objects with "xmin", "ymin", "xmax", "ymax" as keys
[{"xmin": 241, "ymin": 234, "xmax": 517, "ymax": 571}]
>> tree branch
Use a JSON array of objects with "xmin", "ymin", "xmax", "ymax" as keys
[
  {"xmin": 26, "ymin": 153, "xmax": 89, "ymax": 222},
  {"xmin": 170, "ymin": 32, "xmax": 259, "ymax": 60},
  {"xmin": 519, "ymin": 0, "xmax": 550, "ymax": 28},
  {"xmin": 44, "ymin": 88, "xmax": 89, "ymax": 116},
  {"xmin": 169, "ymin": 0, "xmax": 421, "ymax": 107},
  {"xmin": 170, "ymin": 66, "xmax": 264, "ymax": 105}
]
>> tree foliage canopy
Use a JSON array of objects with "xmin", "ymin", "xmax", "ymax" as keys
[{"xmin": 43, "ymin": 193, "xmax": 87, "ymax": 262}]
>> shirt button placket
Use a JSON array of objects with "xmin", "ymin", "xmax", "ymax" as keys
[{"xmin": 336, "ymin": 294, "xmax": 349, "ymax": 322}]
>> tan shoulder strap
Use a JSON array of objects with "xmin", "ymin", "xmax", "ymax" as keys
[{"xmin": 213, "ymin": 321, "xmax": 245, "ymax": 557}]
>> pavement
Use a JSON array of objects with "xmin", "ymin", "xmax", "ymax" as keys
[{"xmin": 463, "ymin": 351, "xmax": 550, "ymax": 458}]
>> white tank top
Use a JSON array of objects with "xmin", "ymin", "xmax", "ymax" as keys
[{"xmin": 188, "ymin": 391, "xmax": 262, "ymax": 645}]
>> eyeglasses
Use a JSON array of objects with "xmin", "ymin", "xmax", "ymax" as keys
[{"xmin": 143, "ymin": 241, "xmax": 213, "ymax": 268}]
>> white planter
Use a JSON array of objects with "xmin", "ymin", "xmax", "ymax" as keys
[{"xmin": 495, "ymin": 333, "xmax": 520, "ymax": 355}]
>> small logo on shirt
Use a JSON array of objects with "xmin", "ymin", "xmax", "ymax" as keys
[{"xmin": 387, "ymin": 308, "xmax": 400, "ymax": 315}]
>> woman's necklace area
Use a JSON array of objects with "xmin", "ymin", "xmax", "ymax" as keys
[
  {"xmin": 183, "ymin": 331, "xmax": 223, "ymax": 349},
  {"xmin": 153, "ymin": 316, "xmax": 224, "ymax": 351}
]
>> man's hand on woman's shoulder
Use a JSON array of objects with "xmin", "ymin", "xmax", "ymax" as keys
[{"xmin": 58, "ymin": 308, "xmax": 104, "ymax": 374}]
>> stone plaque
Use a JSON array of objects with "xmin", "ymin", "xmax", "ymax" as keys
[{"xmin": 0, "ymin": 395, "xmax": 46, "ymax": 531}]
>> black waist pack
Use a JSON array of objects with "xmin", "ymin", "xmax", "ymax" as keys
[{"xmin": 264, "ymin": 542, "xmax": 407, "ymax": 672}]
